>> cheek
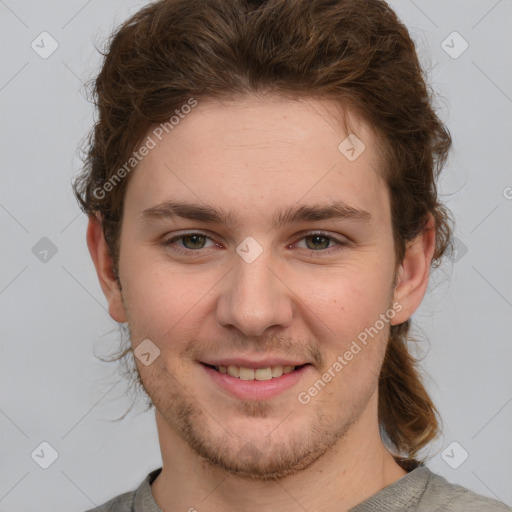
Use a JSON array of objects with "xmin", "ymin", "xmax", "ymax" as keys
[
  {"xmin": 299, "ymin": 261, "xmax": 393, "ymax": 329},
  {"xmin": 294, "ymin": 266, "xmax": 394, "ymax": 390},
  {"xmin": 120, "ymin": 262, "xmax": 186, "ymax": 337},
  {"xmin": 121, "ymin": 255, "xmax": 222, "ymax": 346}
]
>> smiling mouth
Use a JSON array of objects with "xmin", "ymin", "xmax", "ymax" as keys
[{"xmin": 203, "ymin": 363, "xmax": 309, "ymax": 381}]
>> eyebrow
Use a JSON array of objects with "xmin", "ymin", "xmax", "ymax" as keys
[{"xmin": 139, "ymin": 199, "xmax": 372, "ymax": 229}]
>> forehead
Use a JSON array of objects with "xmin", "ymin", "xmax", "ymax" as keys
[{"xmin": 124, "ymin": 96, "xmax": 389, "ymax": 225}]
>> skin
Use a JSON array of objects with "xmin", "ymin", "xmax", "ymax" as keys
[{"xmin": 87, "ymin": 95, "xmax": 435, "ymax": 512}]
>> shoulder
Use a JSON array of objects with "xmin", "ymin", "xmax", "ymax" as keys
[
  {"xmin": 81, "ymin": 467, "xmax": 162, "ymax": 512},
  {"xmin": 82, "ymin": 489, "xmax": 135, "ymax": 512},
  {"xmin": 420, "ymin": 468, "xmax": 511, "ymax": 512}
]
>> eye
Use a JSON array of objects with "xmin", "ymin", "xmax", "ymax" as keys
[
  {"xmin": 161, "ymin": 230, "xmax": 348, "ymax": 256},
  {"xmin": 162, "ymin": 231, "xmax": 217, "ymax": 254},
  {"xmin": 292, "ymin": 231, "xmax": 348, "ymax": 253}
]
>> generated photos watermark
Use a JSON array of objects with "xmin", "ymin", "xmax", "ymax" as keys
[
  {"xmin": 93, "ymin": 98, "xmax": 198, "ymax": 200},
  {"xmin": 297, "ymin": 301, "xmax": 403, "ymax": 405}
]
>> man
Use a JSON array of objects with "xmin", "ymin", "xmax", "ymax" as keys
[{"xmin": 75, "ymin": 0, "xmax": 510, "ymax": 510}]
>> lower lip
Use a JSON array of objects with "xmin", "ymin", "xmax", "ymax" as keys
[{"xmin": 201, "ymin": 364, "xmax": 311, "ymax": 401}]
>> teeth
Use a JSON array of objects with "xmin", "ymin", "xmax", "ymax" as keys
[
  {"xmin": 216, "ymin": 364, "xmax": 297, "ymax": 380},
  {"xmin": 255, "ymin": 367, "xmax": 272, "ymax": 380},
  {"xmin": 271, "ymin": 366, "xmax": 284, "ymax": 377},
  {"xmin": 239, "ymin": 367, "xmax": 255, "ymax": 380},
  {"xmin": 227, "ymin": 365, "xmax": 239, "ymax": 378}
]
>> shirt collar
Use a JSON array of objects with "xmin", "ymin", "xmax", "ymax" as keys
[
  {"xmin": 131, "ymin": 464, "xmax": 431, "ymax": 512},
  {"xmin": 132, "ymin": 467, "xmax": 163, "ymax": 512}
]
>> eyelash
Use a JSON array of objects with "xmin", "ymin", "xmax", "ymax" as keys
[{"xmin": 161, "ymin": 230, "xmax": 349, "ymax": 256}]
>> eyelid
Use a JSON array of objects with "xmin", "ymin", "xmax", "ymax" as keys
[
  {"xmin": 290, "ymin": 230, "xmax": 349, "ymax": 251},
  {"xmin": 162, "ymin": 229, "xmax": 349, "ymax": 254},
  {"xmin": 163, "ymin": 230, "xmax": 218, "ymax": 251}
]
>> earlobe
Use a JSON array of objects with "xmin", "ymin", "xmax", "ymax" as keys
[
  {"xmin": 86, "ymin": 214, "xmax": 127, "ymax": 323},
  {"xmin": 391, "ymin": 214, "xmax": 436, "ymax": 325}
]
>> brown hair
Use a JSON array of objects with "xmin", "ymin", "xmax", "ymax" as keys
[{"xmin": 73, "ymin": 0, "xmax": 453, "ymax": 460}]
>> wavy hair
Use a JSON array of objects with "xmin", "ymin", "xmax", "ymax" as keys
[{"xmin": 73, "ymin": 0, "xmax": 453, "ymax": 461}]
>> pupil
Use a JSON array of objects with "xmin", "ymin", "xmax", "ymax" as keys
[
  {"xmin": 307, "ymin": 235, "xmax": 329, "ymax": 250},
  {"xmin": 184, "ymin": 234, "xmax": 204, "ymax": 249}
]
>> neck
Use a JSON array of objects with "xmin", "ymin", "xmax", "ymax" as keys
[{"xmin": 151, "ymin": 394, "xmax": 408, "ymax": 512}]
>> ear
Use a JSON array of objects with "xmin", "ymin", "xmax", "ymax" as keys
[
  {"xmin": 391, "ymin": 214, "xmax": 436, "ymax": 325},
  {"xmin": 86, "ymin": 213, "xmax": 127, "ymax": 323}
]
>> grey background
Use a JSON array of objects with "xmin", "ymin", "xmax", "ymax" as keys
[{"xmin": 1, "ymin": 1, "xmax": 511, "ymax": 510}]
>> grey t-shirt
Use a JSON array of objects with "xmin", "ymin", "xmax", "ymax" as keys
[{"xmin": 85, "ymin": 465, "xmax": 511, "ymax": 512}]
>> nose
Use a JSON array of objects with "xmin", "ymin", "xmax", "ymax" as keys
[{"xmin": 216, "ymin": 244, "xmax": 294, "ymax": 337}]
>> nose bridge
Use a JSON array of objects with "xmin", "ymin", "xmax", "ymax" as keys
[{"xmin": 216, "ymin": 239, "xmax": 293, "ymax": 336}]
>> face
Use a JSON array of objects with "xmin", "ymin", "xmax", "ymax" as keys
[{"xmin": 110, "ymin": 96, "xmax": 404, "ymax": 479}]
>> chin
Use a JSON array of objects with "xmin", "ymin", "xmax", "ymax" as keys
[{"xmin": 171, "ymin": 404, "xmax": 349, "ymax": 481}]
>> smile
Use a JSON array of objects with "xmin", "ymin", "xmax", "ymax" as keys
[
  {"xmin": 201, "ymin": 363, "xmax": 311, "ymax": 400},
  {"xmin": 208, "ymin": 364, "xmax": 305, "ymax": 381}
]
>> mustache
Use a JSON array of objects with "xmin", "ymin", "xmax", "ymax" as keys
[{"xmin": 181, "ymin": 334, "xmax": 325, "ymax": 369}]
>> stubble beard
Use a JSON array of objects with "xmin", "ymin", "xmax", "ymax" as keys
[
  {"xmin": 121, "ymin": 292, "xmax": 386, "ymax": 482},
  {"xmin": 133, "ymin": 359, "xmax": 369, "ymax": 481}
]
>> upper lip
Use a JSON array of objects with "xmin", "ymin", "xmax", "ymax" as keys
[{"xmin": 200, "ymin": 358, "xmax": 309, "ymax": 369}]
